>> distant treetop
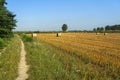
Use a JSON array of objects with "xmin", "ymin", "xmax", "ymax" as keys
[{"xmin": 62, "ymin": 24, "xmax": 68, "ymax": 32}]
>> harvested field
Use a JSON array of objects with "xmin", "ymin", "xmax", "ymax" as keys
[
  {"xmin": 25, "ymin": 33, "xmax": 120, "ymax": 80},
  {"xmin": 34, "ymin": 33, "xmax": 120, "ymax": 79}
]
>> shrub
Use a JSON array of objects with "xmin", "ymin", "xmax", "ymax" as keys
[
  {"xmin": 22, "ymin": 35, "xmax": 33, "ymax": 42},
  {"xmin": 0, "ymin": 38, "xmax": 6, "ymax": 49}
]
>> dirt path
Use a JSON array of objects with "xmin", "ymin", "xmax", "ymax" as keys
[{"xmin": 16, "ymin": 40, "xmax": 29, "ymax": 80}]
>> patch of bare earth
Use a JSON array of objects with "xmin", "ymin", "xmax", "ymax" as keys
[{"xmin": 16, "ymin": 41, "xmax": 29, "ymax": 80}]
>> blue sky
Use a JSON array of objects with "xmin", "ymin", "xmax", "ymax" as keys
[{"xmin": 6, "ymin": 0, "xmax": 120, "ymax": 31}]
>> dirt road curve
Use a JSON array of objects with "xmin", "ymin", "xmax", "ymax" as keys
[{"xmin": 16, "ymin": 41, "xmax": 29, "ymax": 80}]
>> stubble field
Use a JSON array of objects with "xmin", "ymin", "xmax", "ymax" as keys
[
  {"xmin": 35, "ymin": 33, "xmax": 120, "ymax": 79},
  {"xmin": 25, "ymin": 33, "xmax": 120, "ymax": 80}
]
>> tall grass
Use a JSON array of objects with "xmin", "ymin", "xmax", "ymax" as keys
[
  {"xmin": 0, "ymin": 35, "xmax": 21, "ymax": 80},
  {"xmin": 0, "ymin": 38, "xmax": 11, "ymax": 51},
  {"xmin": 23, "ymin": 38, "xmax": 81, "ymax": 80},
  {"xmin": 23, "ymin": 35, "xmax": 112, "ymax": 80}
]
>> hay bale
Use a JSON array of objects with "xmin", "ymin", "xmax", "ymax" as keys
[
  {"xmin": 32, "ymin": 33, "xmax": 37, "ymax": 37},
  {"xmin": 56, "ymin": 33, "xmax": 61, "ymax": 37}
]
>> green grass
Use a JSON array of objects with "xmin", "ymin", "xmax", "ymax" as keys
[
  {"xmin": 24, "ymin": 40, "xmax": 81, "ymax": 80},
  {"xmin": 0, "ymin": 38, "xmax": 11, "ymax": 51},
  {"xmin": 0, "ymin": 35, "xmax": 21, "ymax": 80},
  {"xmin": 24, "ymin": 38, "xmax": 107, "ymax": 80}
]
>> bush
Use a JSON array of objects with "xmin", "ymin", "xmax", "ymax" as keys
[
  {"xmin": 0, "ymin": 38, "xmax": 6, "ymax": 49},
  {"xmin": 22, "ymin": 35, "xmax": 33, "ymax": 42}
]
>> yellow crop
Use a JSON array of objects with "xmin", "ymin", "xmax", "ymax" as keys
[{"xmin": 30, "ymin": 33, "xmax": 120, "ymax": 71}]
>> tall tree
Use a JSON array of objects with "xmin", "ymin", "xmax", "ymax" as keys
[
  {"xmin": 93, "ymin": 28, "xmax": 97, "ymax": 32},
  {"xmin": 0, "ymin": 0, "xmax": 16, "ymax": 38},
  {"xmin": 97, "ymin": 27, "xmax": 100, "ymax": 31},
  {"xmin": 100, "ymin": 27, "xmax": 104, "ymax": 32},
  {"xmin": 105, "ymin": 25, "xmax": 110, "ymax": 31},
  {"xmin": 62, "ymin": 24, "xmax": 68, "ymax": 32},
  {"xmin": 0, "ymin": 0, "xmax": 6, "ymax": 6}
]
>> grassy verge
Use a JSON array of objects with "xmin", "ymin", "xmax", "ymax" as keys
[
  {"xmin": 0, "ymin": 38, "xmax": 10, "ymax": 52},
  {"xmin": 0, "ymin": 35, "xmax": 21, "ymax": 80},
  {"xmin": 23, "ymin": 35, "xmax": 111, "ymax": 80},
  {"xmin": 23, "ymin": 36, "xmax": 80, "ymax": 80}
]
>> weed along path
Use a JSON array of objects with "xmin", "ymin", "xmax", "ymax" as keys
[{"xmin": 16, "ymin": 40, "xmax": 29, "ymax": 80}]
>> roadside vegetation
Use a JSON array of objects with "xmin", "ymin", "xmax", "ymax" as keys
[
  {"xmin": 0, "ymin": 35, "xmax": 21, "ymax": 80},
  {"xmin": 0, "ymin": 38, "xmax": 9, "ymax": 51}
]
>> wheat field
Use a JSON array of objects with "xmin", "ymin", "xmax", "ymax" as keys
[{"xmin": 31, "ymin": 33, "xmax": 120, "ymax": 79}]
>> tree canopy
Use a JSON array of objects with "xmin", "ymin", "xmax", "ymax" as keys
[
  {"xmin": 105, "ymin": 25, "xmax": 120, "ymax": 31},
  {"xmin": 0, "ymin": 0, "xmax": 6, "ymax": 6},
  {"xmin": 62, "ymin": 24, "xmax": 68, "ymax": 32},
  {"xmin": 93, "ymin": 24, "xmax": 120, "ymax": 32},
  {"xmin": 0, "ymin": 0, "xmax": 16, "ymax": 38}
]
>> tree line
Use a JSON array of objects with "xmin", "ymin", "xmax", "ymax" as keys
[
  {"xmin": 105, "ymin": 25, "xmax": 120, "ymax": 31},
  {"xmin": 93, "ymin": 24, "xmax": 120, "ymax": 32},
  {"xmin": 0, "ymin": 0, "xmax": 16, "ymax": 38}
]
